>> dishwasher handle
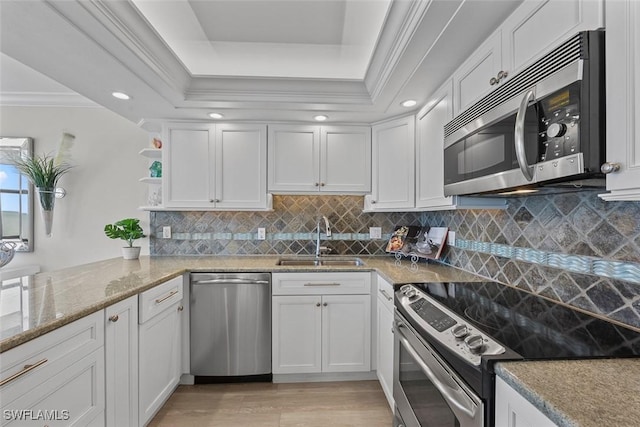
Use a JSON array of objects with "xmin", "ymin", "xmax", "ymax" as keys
[{"xmin": 192, "ymin": 278, "xmax": 270, "ymax": 285}]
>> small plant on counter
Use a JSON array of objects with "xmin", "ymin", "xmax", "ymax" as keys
[{"xmin": 104, "ymin": 218, "xmax": 146, "ymax": 260}]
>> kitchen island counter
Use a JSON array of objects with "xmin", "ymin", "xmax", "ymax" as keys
[
  {"xmin": 496, "ymin": 359, "xmax": 640, "ymax": 427},
  {"xmin": 0, "ymin": 255, "xmax": 480, "ymax": 352}
]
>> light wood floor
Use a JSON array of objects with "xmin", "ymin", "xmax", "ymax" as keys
[{"xmin": 148, "ymin": 380, "xmax": 393, "ymax": 427}]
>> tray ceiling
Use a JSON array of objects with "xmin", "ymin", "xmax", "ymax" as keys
[{"xmin": 0, "ymin": 0, "xmax": 522, "ymax": 127}]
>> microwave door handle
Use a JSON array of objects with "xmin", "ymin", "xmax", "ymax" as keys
[{"xmin": 514, "ymin": 90, "xmax": 535, "ymax": 181}]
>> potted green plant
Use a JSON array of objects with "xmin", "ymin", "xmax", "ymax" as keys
[{"xmin": 104, "ymin": 218, "xmax": 146, "ymax": 260}]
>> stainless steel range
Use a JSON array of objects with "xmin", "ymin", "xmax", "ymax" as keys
[{"xmin": 393, "ymin": 282, "xmax": 640, "ymax": 427}]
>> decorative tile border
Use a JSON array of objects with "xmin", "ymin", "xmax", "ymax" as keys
[{"xmin": 455, "ymin": 238, "xmax": 640, "ymax": 285}]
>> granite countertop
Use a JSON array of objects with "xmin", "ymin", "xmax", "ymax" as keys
[
  {"xmin": 0, "ymin": 255, "xmax": 480, "ymax": 353},
  {"xmin": 496, "ymin": 359, "xmax": 640, "ymax": 427}
]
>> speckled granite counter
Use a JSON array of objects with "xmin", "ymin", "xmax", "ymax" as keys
[
  {"xmin": 496, "ymin": 359, "xmax": 640, "ymax": 427},
  {"xmin": 0, "ymin": 255, "xmax": 480, "ymax": 353}
]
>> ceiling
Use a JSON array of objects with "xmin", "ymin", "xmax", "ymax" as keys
[{"xmin": 0, "ymin": 0, "xmax": 522, "ymax": 129}]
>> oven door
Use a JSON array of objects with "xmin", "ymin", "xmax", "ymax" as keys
[{"xmin": 393, "ymin": 313, "xmax": 483, "ymax": 427}]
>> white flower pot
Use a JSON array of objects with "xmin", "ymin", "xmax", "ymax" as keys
[{"xmin": 122, "ymin": 246, "xmax": 141, "ymax": 260}]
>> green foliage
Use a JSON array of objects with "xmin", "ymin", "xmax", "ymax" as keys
[
  {"xmin": 10, "ymin": 153, "xmax": 72, "ymax": 189},
  {"xmin": 104, "ymin": 218, "xmax": 145, "ymax": 247}
]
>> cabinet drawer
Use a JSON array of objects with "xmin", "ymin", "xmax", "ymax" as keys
[
  {"xmin": 2, "ymin": 348, "xmax": 105, "ymax": 427},
  {"xmin": 0, "ymin": 311, "xmax": 104, "ymax": 407},
  {"xmin": 272, "ymin": 272, "xmax": 371, "ymax": 295},
  {"xmin": 376, "ymin": 275, "xmax": 394, "ymax": 312},
  {"xmin": 139, "ymin": 276, "xmax": 184, "ymax": 324}
]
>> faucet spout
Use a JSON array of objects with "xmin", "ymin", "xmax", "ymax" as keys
[{"xmin": 315, "ymin": 216, "xmax": 332, "ymax": 257}]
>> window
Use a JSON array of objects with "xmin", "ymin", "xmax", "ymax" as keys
[{"xmin": 0, "ymin": 138, "xmax": 34, "ymax": 251}]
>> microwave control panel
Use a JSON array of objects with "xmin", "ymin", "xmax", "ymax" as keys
[{"xmin": 538, "ymin": 82, "xmax": 581, "ymax": 162}]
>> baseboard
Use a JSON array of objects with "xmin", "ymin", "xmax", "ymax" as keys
[{"xmin": 272, "ymin": 371, "xmax": 377, "ymax": 383}]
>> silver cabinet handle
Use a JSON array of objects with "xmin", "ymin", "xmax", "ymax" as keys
[
  {"xmin": 178, "ymin": 305, "xmax": 184, "ymax": 311},
  {"xmin": 0, "ymin": 358, "xmax": 48, "ymax": 387},
  {"xmin": 514, "ymin": 89, "xmax": 535, "ymax": 181},
  {"xmin": 379, "ymin": 289, "xmax": 393, "ymax": 301},
  {"xmin": 109, "ymin": 315, "xmax": 119, "ymax": 322},
  {"xmin": 323, "ymin": 302, "xmax": 328, "ymax": 307},
  {"xmin": 304, "ymin": 283, "xmax": 340, "ymax": 287},
  {"xmin": 489, "ymin": 77, "xmax": 498, "ymax": 86},
  {"xmin": 155, "ymin": 289, "xmax": 179, "ymax": 304},
  {"xmin": 601, "ymin": 162, "xmax": 621, "ymax": 174},
  {"xmin": 370, "ymin": 200, "xmax": 377, "ymax": 204},
  {"xmin": 316, "ymin": 302, "xmax": 321, "ymax": 307},
  {"xmin": 314, "ymin": 182, "xmax": 320, "ymax": 187}
]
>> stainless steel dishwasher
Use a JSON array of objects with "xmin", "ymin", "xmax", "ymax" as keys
[{"xmin": 190, "ymin": 272, "xmax": 271, "ymax": 382}]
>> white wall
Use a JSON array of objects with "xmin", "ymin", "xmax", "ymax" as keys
[{"xmin": 0, "ymin": 106, "xmax": 150, "ymax": 272}]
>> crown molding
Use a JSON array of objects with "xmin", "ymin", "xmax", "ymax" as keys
[
  {"xmin": 364, "ymin": 0, "xmax": 433, "ymax": 103},
  {"xmin": 0, "ymin": 92, "xmax": 99, "ymax": 108}
]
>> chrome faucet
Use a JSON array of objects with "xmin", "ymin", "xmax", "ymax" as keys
[{"xmin": 315, "ymin": 215, "xmax": 332, "ymax": 257}]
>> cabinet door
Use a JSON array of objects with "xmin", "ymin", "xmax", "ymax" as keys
[
  {"xmin": 370, "ymin": 116, "xmax": 415, "ymax": 210},
  {"xmin": 268, "ymin": 125, "xmax": 320, "ymax": 192},
  {"xmin": 495, "ymin": 377, "xmax": 556, "ymax": 427},
  {"xmin": 215, "ymin": 123, "xmax": 268, "ymax": 209},
  {"xmin": 453, "ymin": 31, "xmax": 502, "ymax": 115},
  {"xmin": 601, "ymin": 0, "xmax": 640, "ymax": 200},
  {"xmin": 416, "ymin": 80, "xmax": 455, "ymax": 210},
  {"xmin": 376, "ymin": 277, "xmax": 394, "ymax": 409},
  {"xmin": 2, "ymin": 349, "xmax": 105, "ymax": 427},
  {"xmin": 163, "ymin": 124, "xmax": 215, "ymax": 208},
  {"xmin": 272, "ymin": 296, "xmax": 322, "ymax": 374},
  {"xmin": 139, "ymin": 302, "xmax": 181, "ymax": 426},
  {"xmin": 105, "ymin": 296, "xmax": 138, "ymax": 427},
  {"xmin": 501, "ymin": 0, "xmax": 603, "ymax": 76},
  {"xmin": 321, "ymin": 294, "xmax": 371, "ymax": 373},
  {"xmin": 320, "ymin": 126, "xmax": 371, "ymax": 193}
]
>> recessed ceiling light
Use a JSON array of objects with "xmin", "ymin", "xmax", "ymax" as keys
[
  {"xmin": 401, "ymin": 99, "xmax": 417, "ymax": 107},
  {"xmin": 314, "ymin": 115, "xmax": 328, "ymax": 122},
  {"xmin": 112, "ymin": 91, "xmax": 130, "ymax": 100},
  {"xmin": 208, "ymin": 112, "xmax": 224, "ymax": 119}
]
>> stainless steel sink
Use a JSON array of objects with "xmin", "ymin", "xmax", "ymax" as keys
[{"xmin": 276, "ymin": 257, "xmax": 364, "ymax": 267}]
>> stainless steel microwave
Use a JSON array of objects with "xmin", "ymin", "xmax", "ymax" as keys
[{"xmin": 443, "ymin": 30, "xmax": 605, "ymax": 197}]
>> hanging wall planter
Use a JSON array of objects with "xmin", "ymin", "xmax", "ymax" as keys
[
  {"xmin": 36, "ymin": 187, "xmax": 67, "ymax": 237},
  {"xmin": 10, "ymin": 133, "xmax": 74, "ymax": 238}
]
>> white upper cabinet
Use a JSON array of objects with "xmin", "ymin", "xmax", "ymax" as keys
[
  {"xmin": 600, "ymin": 0, "xmax": 640, "ymax": 201},
  {"xmin": 454, "ymin": 0, "xmax": 603, "ymax": 115},
  {"xmin": 368, "ymin": 116, "xmax": 416, "ymax": 210},
  {"xmin": 268, "ymin": 125, "xmax": 371, "ymax": 193},
  {"xmin": 453, "ymin": 31, "xmax": 504, "ymax": 115},
  {"xmin": 501, "ymin": 0, "xmax": 603, "ymax": 76},
  {"xmin": 215, "ymin": 124, "xmax": 269, "ymax": 209},
  {"xmin": 320, "ymin": 126, "xmax": 371, "ymax": 193},
  {"xmin": 416, "ymin": 80, "xmax": 455, "ymax": 209},
  {"xmin": 163, "ymin": 123, "xmax": 269, "ymax": 210}
]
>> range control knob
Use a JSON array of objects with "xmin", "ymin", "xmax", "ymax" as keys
[
  {"xmin": 405, "ymin": 289, "xmax": 417, "ymax": 299},
  {"xmin": 400, "ymin": 285, "xmax": 413, "ymax": 294},
  {"xmin": 464, "ymin": 335, "xmax": 485, "ymax": 354},
  {"xmin": 547, "ymin": 123, "xmax": 567, "ymax": 138},
  {"xmin": 451, "ymin": 324, "xmax": 469, "ymax": 339}
]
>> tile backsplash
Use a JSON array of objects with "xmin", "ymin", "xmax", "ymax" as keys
[
  {"xmin": 150, "ymin": 191, "xmax": 640, "ymax": 329},
  {"xmin": 150, "ymin": 195, "xmax": 422, "ymax": 256}
]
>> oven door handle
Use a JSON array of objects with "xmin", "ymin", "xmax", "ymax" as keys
[
  {"xmin": 396, "ymin": 324, "xmax": 478, "ymax": 420},
  {"xmin": 514, "ymin": 89, "xmax": 535, "ymax": 182}
]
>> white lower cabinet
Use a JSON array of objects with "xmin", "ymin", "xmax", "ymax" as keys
[
  {"xmin": 375, "ymin": 276, "xmax": 394, "ymax": 409},
  {"xmin": 271, "ymin": 273, "xmax": 371, "ymax": 375},
  {"xmin": 105, "ymin": 295, "xmax": 138, "ymax": 427},
  {"xmin": 138, "ymin": 277, "xmax": 184, "ymax": 426},
  {"xmin": 0, "ymin": 312, "xmax": 105, "ymax": 427},
  {"xmin": 495, "ymin": 377, "xmax": 557, "ymax": 427}
]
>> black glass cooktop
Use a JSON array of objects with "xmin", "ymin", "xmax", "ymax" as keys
[{"xmin": 411, "ymin": 281, "xmax": 640, "ymax": 360}]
